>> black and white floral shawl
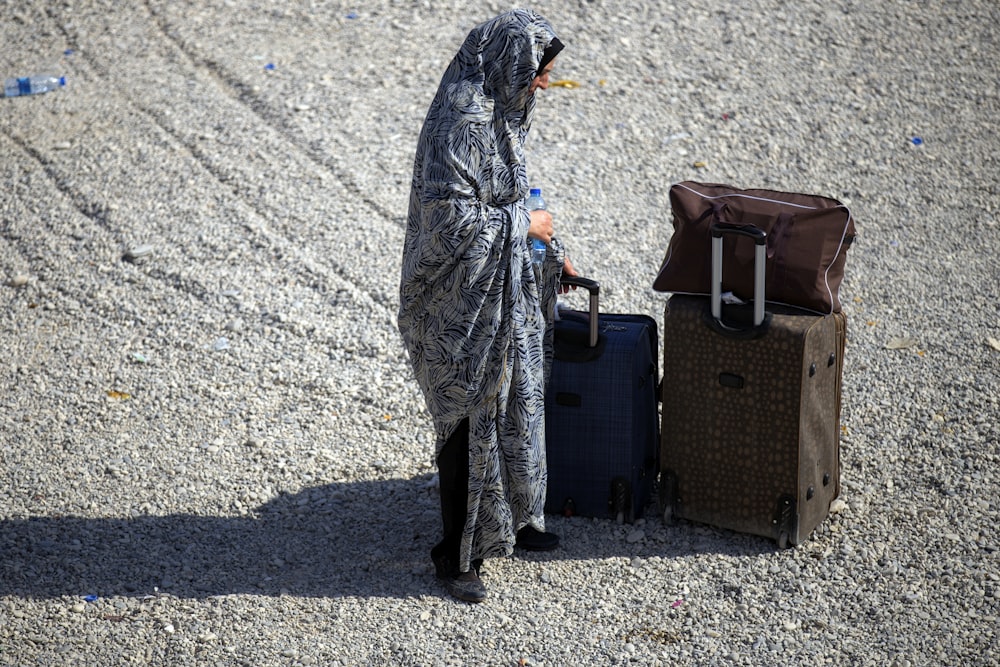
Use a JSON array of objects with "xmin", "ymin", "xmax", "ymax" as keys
[{"xmin": 398, "ymin": 9, "xmax": 565, "ymax": 570}]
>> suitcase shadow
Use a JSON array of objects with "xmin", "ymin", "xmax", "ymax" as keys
[
  {"xmin": 0, "ymin": 475, "xmax": 442, "ymax": 600},
  {"xmin": 536, "ymin": 505, "xmax": 780, "ymax": 561}
]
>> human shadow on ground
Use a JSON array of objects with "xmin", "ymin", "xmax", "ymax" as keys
[{"xmin": 0, "ymin": 475, "xmax": 775, "ymax": 600}]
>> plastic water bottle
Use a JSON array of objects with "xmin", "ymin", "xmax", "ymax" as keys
[
  {"xmin": 3, "ymin": 75, "xmax": 66, "ymax": 98},
  {"xmin": 525, "ymin": 188, "xmax": 547, "ymax": 265}
]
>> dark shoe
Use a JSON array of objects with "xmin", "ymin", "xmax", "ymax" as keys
[
  {"xmin": 432, "ymin": 554, "xmax": 487, "ymax": 603},
  {"xmin": 515, "ymin": 525, "xmax": 560, "ymax": 551}
]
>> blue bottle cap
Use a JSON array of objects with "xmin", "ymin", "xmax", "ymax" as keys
[{"xmin": 529, "ymin": 188, "xmax": 541, "ymax": 196}]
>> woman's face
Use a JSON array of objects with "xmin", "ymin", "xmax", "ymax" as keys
[{"xmin": 529, "ymin": 57, "xmax": 557, "ymax": 95}]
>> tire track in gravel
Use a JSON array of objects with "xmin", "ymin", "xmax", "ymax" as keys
[
  {"xmin": 36, "ymin": 4, "xmax": 401, "ymax": 334},
  {"xmin": 1, "ymin": 104, "xmax": 398, "ymax": 405},
  {"xmin": 0, "ymin": 59, "xmax": 243, "ymax": 344},
  {"xmin": 0, "ymin": 145, "xmax": 403, "ymax": 470},
  {"xmin": 136, "ymin": 0, "xmax": 405, "ymax": 308},
  {"xmin": 25, "ymin": 6, "xmax": 405, "ymax": 370},
  {"xmin": 0, "ymin": 131, "xmax": 143, "ymax": 319}
]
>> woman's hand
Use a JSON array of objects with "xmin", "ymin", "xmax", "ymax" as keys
[
  {"xmin": 527, "ymin": 209, "xmax": 554, "ymax": 244},
  {"xmin": 527, "ymin": 207, "xmax": 577, "ymax": 293},
  {"xmin": 559, "ymin": 255, "xmax": 578, "ymax": 294}
]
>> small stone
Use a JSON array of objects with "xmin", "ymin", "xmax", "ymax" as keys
[
  {"xmin": 626, "ymin": 529, "xmax": 645, "ymax": 543},
  {"xmin": 7, "ymin": 274, "xmax": 29, "ymax": 287},
  {"xmin": 125, "ymin": 244, "xmax": 154, "ymax": 261},
  {"xmin": 70, "ymin": 603, "xmax": 86, "ymax": 613},
  {"xmin": 829, "ymin": 499, "xmax": 848, "ymax": 514}
]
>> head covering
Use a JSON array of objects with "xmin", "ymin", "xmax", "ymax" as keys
[
  {"xmin": 438, "ymin": 10, "xmax": 560, "ymax": 132},
  {"xmin": 537, "ymin": 37, "xmax": 564, "ymax": 77}
]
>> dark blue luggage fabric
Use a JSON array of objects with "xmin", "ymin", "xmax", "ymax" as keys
[{"xmin": 544, "ymin": 311, "xmax": 659, "ymax": 522}]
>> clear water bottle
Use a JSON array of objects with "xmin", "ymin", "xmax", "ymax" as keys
[
  {"xmin": 525, "ymin": 187, "xmax": 547, "ymax": 265},
  {"xmin": 3, "ymin": 75, "xmax": 66, "ymax": 98}
]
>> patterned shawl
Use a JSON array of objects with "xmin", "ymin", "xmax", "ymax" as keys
[{"xmin": 397, "ymin": 10, "xmax": 564, "ymax": 568}]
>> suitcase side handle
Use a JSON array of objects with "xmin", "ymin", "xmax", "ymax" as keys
[
  {"xmin": 708, "ymin": 223, "xmax": 773, "ymax": 339},
  {"xmin": 558, "ymin": 275, "xmax": 600, "ymax": 347}
]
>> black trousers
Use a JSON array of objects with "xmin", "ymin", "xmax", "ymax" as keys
[{"xmin": 431, "ymin": 418, "xmax": 470, "ymax": 566}]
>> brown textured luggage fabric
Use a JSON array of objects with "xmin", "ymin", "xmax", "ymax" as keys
[
  {"xmin": 659, "ymin": 295, "xmax": 846, "ymax": 547},
  {"xmin": 653, "ymin": 182, "xmax": 856, "ymax": 314}
]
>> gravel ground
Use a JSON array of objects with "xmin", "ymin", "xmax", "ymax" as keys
[{"xmin": 2, "ymin": 1, "xmax": 998, "ymax": 665}]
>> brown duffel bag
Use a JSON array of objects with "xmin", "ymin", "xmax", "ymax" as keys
[{"xmin": 652, "ymin": 181, "xmax": 856, "ymax": 314}]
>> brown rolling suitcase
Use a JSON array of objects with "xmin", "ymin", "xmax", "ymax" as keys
[{"xmin": 659, "ymin": 223, "xmax": 846, "ymax": 548}]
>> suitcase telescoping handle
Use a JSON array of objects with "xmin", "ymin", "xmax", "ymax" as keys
[
  {"xmin": 711, "ymin": 222, "xmax": 767, "ymax": 328},
  {"xmin": 558, "ymin": 275, "xmax": 600, "ymax": 348}
]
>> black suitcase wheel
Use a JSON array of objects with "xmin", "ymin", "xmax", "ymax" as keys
[
  {"xmin": 561, "ymin": 497, "xmax": 576, "ymax": 518},
  {"xmin": 774, "ymin": 495, "xmax": 797, "ymax": 549},
  {"xmin": 662, "ymin": 504, "xmax": 674, "ymax": 526},
  {"xmin": 659, "ymin": 470, "xmax": 679, "ymax": 527},
  {"xmin": 609, "ymin": 477, "xmax": 632, "ymax": 524},
  {"xmin": 777, "ymin": 531, "xmax": 791, "ymax": 550}
]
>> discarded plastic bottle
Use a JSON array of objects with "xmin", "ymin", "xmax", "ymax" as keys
[
  {"xmin": 3, "ymin": 75, "xmax": 66, "ymax": 98},
  {"xmin": 525, "ymin": 187, "xmax": 548, "ymax": 265}
]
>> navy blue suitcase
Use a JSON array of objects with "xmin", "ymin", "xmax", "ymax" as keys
[{"xmin": 544, "ymin": 276, "xmax": 659, "ymax": 523}]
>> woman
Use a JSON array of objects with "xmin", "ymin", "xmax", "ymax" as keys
[{"xmin": 397, "ymin": 9, "xmax": 574, "ymax": 603}]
